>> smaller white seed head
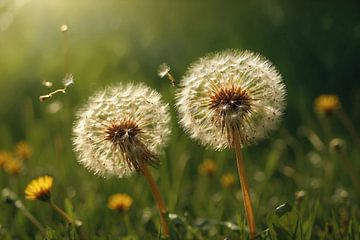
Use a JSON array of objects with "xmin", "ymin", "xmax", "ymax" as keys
[{"xmin": 73, "ymin": 83, "xmax": 171, "ymax": 178}]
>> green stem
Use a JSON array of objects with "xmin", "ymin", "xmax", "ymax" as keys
[{"xmin": 48, "ymin": 200, "xmax": 73, "ymax": 223}]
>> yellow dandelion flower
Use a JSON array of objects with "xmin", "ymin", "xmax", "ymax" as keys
[
  {"xmin": 0, "ymin": 151, "xmax": 13, "ymax": 168},
  {"xmin": 198, "ymin": 159, "xmax": 217, "ymax": 176},
  {"xmin": 314, "ymin": 94, "xmax": 340, "ymax": 116},
  {"xmin": 24, "ymin": 176, "xmax": 53, "ymax": 201},
  {"xmin": 108, "ymin": 193, "xmax": 133, "ymax": 212},
  {"xmin": 221, "ymin": 173, "xmax": 236, "ymax": 188},
  {"xmin": 14, "ymin": 141, "xmax": 32, "ymax": 160},
  {"xmin": 4, "ymin": 158, "xmax": 23, "ymax": 175}
]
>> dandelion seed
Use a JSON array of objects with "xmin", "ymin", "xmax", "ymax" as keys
[
  {"xmin": 73, "ymin": 83, "xmax": 171, "ymax": 177},
  {"xmin": 158, "ymin": 63, "xmax": 176, "ymax": 86},
  {"xmin": 24, "ymin": 176, "xmax": 53, "ymax": 201},
  {"xmin": 314, "ymin": 94, "xmax": 340, "ymax": 117},
  {"xmin": 108, "ymin": 193, "xmax": 133, "ymax": 212},
  {"xmin": 198, "ymin": 159, "xmax": 217, "ymax": 177},
  {"xmin": 62, "ymin": 74, "xmax": 74, "ymax": 87},
  {"xmin": 176, "ymin": 49, "xmax": 286, "ymax": 238},
  {"xmin": 60, "ymin": 24, "xmax": 68, "ymax": 32},
  {"xmin": 42, "ymin": 80, "xmax": 53, "ymax": 88}
]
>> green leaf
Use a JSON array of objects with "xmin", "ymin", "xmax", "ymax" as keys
[{"xmin": 267, "ymin": 203, "xmax": 304, "ymax": 240}]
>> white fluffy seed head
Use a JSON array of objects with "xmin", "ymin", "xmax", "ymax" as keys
[
  {"xmin": 72, "ymin": 83, "xmax": 171, "ymax": 178},
  {"xmin": 176, "ymin": 49, "xmax": 286, "ymax": 150}
]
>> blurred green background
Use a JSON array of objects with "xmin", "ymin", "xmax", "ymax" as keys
[
  {"xmin": 1, "ymin": 1, "xmax": 360, "ymax": 239},
  {"xmin": 1, "ymin": 0, "xmax": 360, "ymax": 137}
]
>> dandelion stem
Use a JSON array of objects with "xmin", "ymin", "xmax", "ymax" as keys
[
  {"xmin": 48, "ymin": 199, "xmax": 73, "ymax": 223},
  {"xmin": 140, "ymin": 163, "xmax": 170, "ymax": 237},
  {"xmin": 233, "ymin": 133, "xmax": 256, "ymax": 239},
  {"xmin": 18, "ymin": 202, "xmax": 46, "ymax": 235},
  {"xmin": 338, "ymin": 110, "xmax": 360, "ymax": 146},
  {"xmin": 62, "ymin": 25, "xmax": 69, "ymax": 75}
]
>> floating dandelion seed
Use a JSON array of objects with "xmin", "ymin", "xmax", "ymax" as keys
[
  {"xmin": 24, "ymin": 176, "xmax": 53, "ymax": 201},
  {"xmin": 73, "ymin": 83, "xmax": 171, "ymax": 177},
  {"xmin": 158, "ymin": 63, "xmax": 176, "ymax": 86},
  {"xmin": 39, "ymin": 74, "xmax": 74, "ymax": 102},
  {"xmin": 42, "ymin": 80, "xmax": 53, "ymax": 88},
  {"xmin": 158, "ymin": 63, "xmax": 171, "ymax": 78},
  {"xmin": 108, "ymin": 193, "xmax": 133, "ymax": 212},
  {"xmin": 176, "ymin": 49, "xmax": 286, "ymax": 238},
  {"xmin": 60, "ymin": 24, "xmax": 68, "ymax": 32},
  {"xmin": 73, "ymin": 82, "xmax": 171, "ymax": 236}
]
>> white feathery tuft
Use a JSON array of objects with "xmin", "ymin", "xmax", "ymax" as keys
[
  {"xmin": 73, "ymin": 83, "xmax": 171, "ymax": 178},
  {"xmin": 176, "ymin": 49, "xmax": 286, "ymax": 149}
]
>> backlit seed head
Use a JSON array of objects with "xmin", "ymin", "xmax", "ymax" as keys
[
  {"xmin": 176, "ymin": 49, "xmax": 286, "ymax": 149},
  {"xmin": 72, "ymin": 83, "xmax": 171, "ymax": 178}
]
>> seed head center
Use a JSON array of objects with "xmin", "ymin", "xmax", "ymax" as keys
[
  {"xmin": 105, "ymin": 119, "xmax": 141, "ymax": 144},
  {"xmin": 209, "ymin": 85, "xmax": 252, "ymax": 114}
]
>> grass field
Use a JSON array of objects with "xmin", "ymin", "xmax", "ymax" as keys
[{"xmin": 1, "ymin": 1, "xmax": 360, "ymax": 239}]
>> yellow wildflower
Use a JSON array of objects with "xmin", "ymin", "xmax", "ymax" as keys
[
  {"xmin": 0, "ymin": 151, "xmax": 13, "ymax": 168},
  {"xmin": 15, "ymin": 141, "xmax": 32, "ymax": 160},
  {"xmin": 108, "ymin": 193, "xmax": 133, "ymax": 212},
  {"xmin": 314, "ymin": 94, "xmax": 340, "ymax": 116},
  {"xmin": 24, "ymin": 176, "xmax": 53, "ymax": 201},
  {"xmin": 198, "ymin": 159, "xmax": 217, "ymax": 177},
  {"xmin": 3, "ymin": 158, "xmax": 23, "ymax": 175},
  {"xmin": 221, "ymin": 173, "xmax": 236, "ymax": 188}
]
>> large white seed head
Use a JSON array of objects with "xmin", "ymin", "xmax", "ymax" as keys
[
  {"xmin": 73, "ymin": 83, "xmax": 171, "ymax": 178},
  {"xmin": 176, "ymin": 49, "xmax": 286, "ymax": 149}
]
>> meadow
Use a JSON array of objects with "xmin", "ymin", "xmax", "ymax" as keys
[{"xmin": 0, "ymin": 1, "xmax": 360, "ymax": 239}]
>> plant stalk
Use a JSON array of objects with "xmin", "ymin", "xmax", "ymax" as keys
[
  {"xmin": 233, "ymin": 133, "xmax": 256, "ymax": 239},
  {"xmin": 48, "ymin": 199, "xmax": 73, "ymax": 223},
  {"xmin": 140, "ymin": 163, "xmax": 170, "ymax": 237}
]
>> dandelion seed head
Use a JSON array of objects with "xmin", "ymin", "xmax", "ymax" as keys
[
  {"xmin": 72, "ymin": 83, "xmax": 171, "ymax": 178},
  {"xmin": 157, "ymin": 63, "xmax": 170, "ymax": 78},
  {"xmin": 176, "ymin": 49, "xmax": 286, "ymax": 149}
]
